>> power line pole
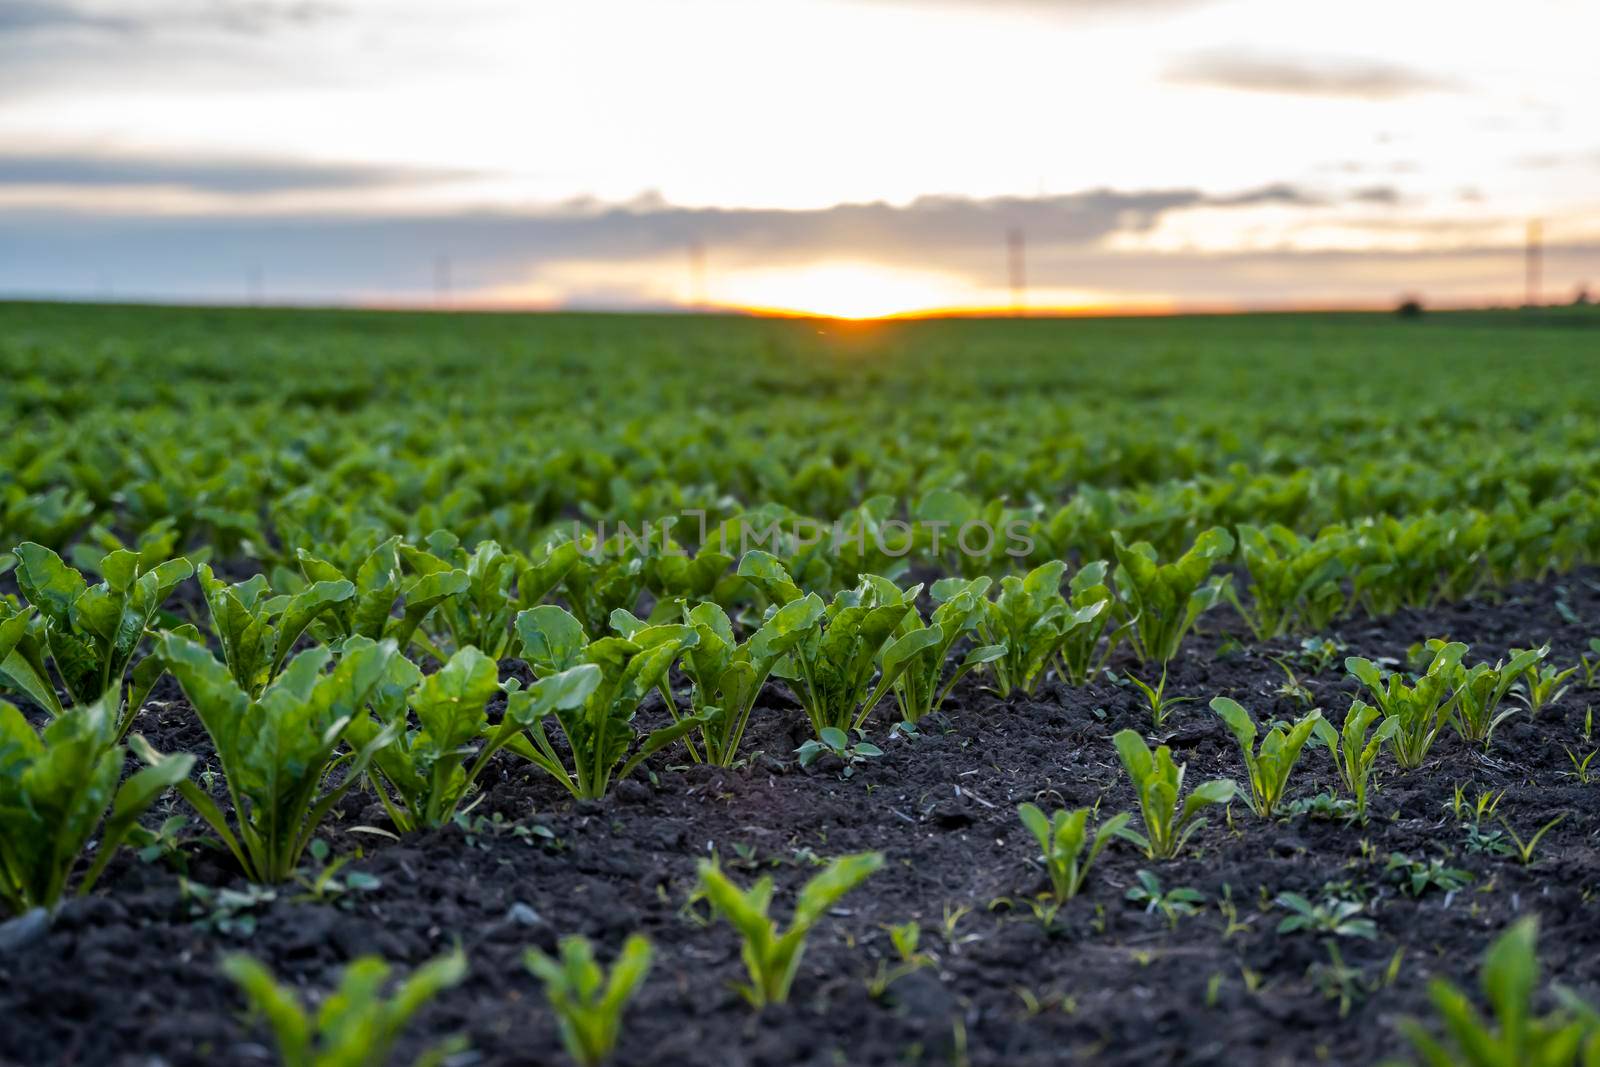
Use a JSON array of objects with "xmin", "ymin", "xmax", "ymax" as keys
[
  {"xmin": 1525, "ymin": 219, "xmax": 1543, "ymax": 308},
  {"xmin": 688, "ymin": 240, "xmax": 707, "ymax": 310},
  {"xmin": 1006, "ymin": 227, "xmax": 1026, "ymax": 316}
]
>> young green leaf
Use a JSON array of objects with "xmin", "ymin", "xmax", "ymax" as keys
[
  {"xmin": 222, "ymin": 948, "xmax": 467, "ymax": 1067},
  {"xmin": 135, "ymin": 633, "xmax": 402, "ymax": 883},
  {"xmin": 0, "ymin": 695, "xmax": 193, "ymax": 913},
  {"xmin": 525, "ymin": 934, "xmax": 653, "ymax": 1067},
  {"xmin": 697, "ymin": 852, "xmax": 883, "ymax": 1007},
  {"xmin": 1209, "ymin": 697, "xmax": 1321, "ymax": 818},
  {"xmin": 1112, "ymin": 728, "xmax": 1236, "ymax": 860}
]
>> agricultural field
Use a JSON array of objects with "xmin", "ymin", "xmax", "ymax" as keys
[{"xmin": 2, "ymin": 299, "xmax": 1599, "ymax": 1066}]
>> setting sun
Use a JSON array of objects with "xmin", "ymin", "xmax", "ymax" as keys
[{"xmin": 711, "ymin": 262, "xmax": 981, "ymax": 320}]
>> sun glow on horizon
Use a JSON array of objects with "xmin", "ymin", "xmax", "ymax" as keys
[
  {"xmin": 708, "ymin": 262, "xmax": 978, "ymax": 320},
  {"xmin": 707, "ymin": 261, "xmax": 1165, "ymax": 320}
]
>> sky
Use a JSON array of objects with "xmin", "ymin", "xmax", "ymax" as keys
[{"xmin": 0, "ymin": 0, "xmax": 1597, "ymax": 316}]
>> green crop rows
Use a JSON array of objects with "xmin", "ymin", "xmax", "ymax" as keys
[{"xmin": 3, "ymin": 301, "xmax": 1600, "ymax": 1065}]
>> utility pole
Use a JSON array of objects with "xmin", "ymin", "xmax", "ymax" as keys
[
  {"xmin": 688, "ymin": 240, "xmax": 707, "ymax": 310},
  {"xmin": 1525, "ymin": 219, "xmax": 1543, "ymax": 308},
  {"xmin": 1006, "ymin": 227, "xmax": 1026, "ymax": 316},
  {"xmin": 434, "ymin": 254, "xmax": 452, "ymax": 309}
]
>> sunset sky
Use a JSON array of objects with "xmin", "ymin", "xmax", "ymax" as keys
[{"xmin": 1, "ymin": 0, "xmax": 1597, "ymax": 316}]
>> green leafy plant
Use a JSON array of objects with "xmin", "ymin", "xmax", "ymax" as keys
[
  {"xmin": 888, "ymin": 575, "xmax": 1004, "ymax": 720},
  {"xmin": 0, "ymin": 695, "xmax": 193, "ymax": 913},
  {"xmin": 197, "ymin": 563, "xmax": 355, "ymax": 698},
  {"xmin": 1311, "ymin": 702, "xmax": 1399, "ymax": 822},
  {"xmin": 737, "ymin": 552, "xmax": 924, "ymax": 738},
  {"xmin": 1054, "ymin": 560, "xmax": 1120, "ymax": 685},
  {"xmin": 1111, "ymin": 527, "xmax": 1234, "ymax": 664},
  {"xmin": 1125, "ymin": 870, "xmax": 1205, "ymax": 929},
  {"xmin": 1112, "ymin": 729, "xmax": 1236, "ymax": 859},
  {"xmin": 296, "ymin": 536, "xmax": 469, "ymax": 655},
  {"xmin": 1514, "ymin": 654, "xmax": 1577, "ymax": 715},
  {"xmin": 696, "ymin": 851, "xmax": 883, "ymax": 1007},
  {"xmin": 351, "ymin": 646, "xmax": 598, "ymax": 830},
  {"xmin": 398, "ymin": 533, "xmax": 523, "ymax": 659},
  {"xmin": 221, "ymin": 948, "xmax": 467, "ymax": 1067},
  {"xmin": 129, "ymin": 813, "xmax": 193, "ymax": 871},
  {"xmin": 1452, "ymin": 646, "xmax": 1547, "ymax": 746},
  {"xmin": 977, "ymin": 561, "xmax": 1108, "ymax": 697},
  {"xmin": 1393, "ymin": 916, "xmax": 1600, "ymax": 1067},
  {"xmin": 132, "ymin": 633, "xmax": 403, "ymax": 883},
  {"xmin": 643, "ymin": 529, "xmax": 736, "ymax": 613},
  {"xmin": 1346, "ymin": 640, "xmax": 1467, "ymax": 770},
  {"xmin": 669, "ymin": 597, "xmax": 823, "ymax": 765},
  {"xmin": 1229, "ymin": 523, "xmax": 1347, "ymax": 640},
  {"xmin": 1209, "ymin": 698, "xmax": 1321, "ymax": 818},
  {"xmin": 3, "ymin": 542, "xmax": 192, "ymax": 733},
  {"xmin": 1016, "ymin": 803, "xmax": 1129, "ymax": 903},
  {"xmin": 554, "ymin": 532, "xmax": 650, "ymax": 637},
  {"xmin": 1273, "ymin": 893, "xmax": 1376, "ymax": 939},
  {"xmin": 524, "ymin": 934, "xmax": 653, "ymax": 1067},
  {"xmin": 1562, "ymin": 746, "xmax": 1595, "ymax": 784},
  {"xmin": 504, "ymin": 605, "xmax": 699, "ymax": 799}
]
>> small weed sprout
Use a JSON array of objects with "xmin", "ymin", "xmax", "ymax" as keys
[
  {"xmin": 1126, "ymin": 870, "xmax": 1206, "ymax": 929},
  {"xmin": 1269, "ymin": 658, "xmax": 1316, "ymax": 708},
  {"xmin": 794, "ymin": 726, "xmax": 882, "ymax": 777},
  {"xmin": 1495, "ymin": 813, "xmax": 1566, "ymax": 867},
  {"xmin": 865, "ymin": 921, "xmax": 932, "ymax": 998},
  {"xmin": 1579, "ymin": 640, "xmax": 1600, "ymax": 689},
  {"xmin": 1273, "ymin": 893, "xmax": 1376, "ymax": 940},
  {"xmin": 1561, "ymin": 746, "xmax": 1595, "ymax": 784},
  {"xmin": 1384, "ymin": 854, "xmax": 1473, "ymax": 897},
  {"xmin": 1124, "ymin": 665, "xmax": 1195, "ymax": 729}
]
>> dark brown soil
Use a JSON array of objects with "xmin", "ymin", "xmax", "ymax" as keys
[{"xmin": 3, "ymin": 571, "xmax": 1599, "ymax": 1067}]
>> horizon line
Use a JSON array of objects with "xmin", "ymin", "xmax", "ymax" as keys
[{"xmin": 0, "ymin": 293, "xmax": 1574, "ymax": 323}]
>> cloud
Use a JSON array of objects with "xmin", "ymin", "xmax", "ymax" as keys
[
  {"xmin": 0, "ymin": 150, "xmax": 472, "ymax": 193},
  {"xmin": 1349, "ymin": 185, "xmax": 1402, "ymax": 205},
  {"xmin": 0, "ymin": 0, "xmax": 341, "ymax": 38},
  {"xmin": 1165, "ymin": 49, "xmax": 1458, "ymax": 100},
  {"xmin": 0, "ymin": 1, "xmax": 133, "ymax": 34},
  {"xmin": 0, "ymin": 181, "xmax": 1506, "ymax": 308}
]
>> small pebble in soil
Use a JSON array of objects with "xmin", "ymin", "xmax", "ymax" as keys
[{"xmin": 0, "ymin": 908, "xmax": 50, "ymax": 955}]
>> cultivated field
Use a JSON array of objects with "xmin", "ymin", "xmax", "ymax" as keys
[{"xmin": 2, "ymin": 302, "xmax": 1598, "ymax": 1066}]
